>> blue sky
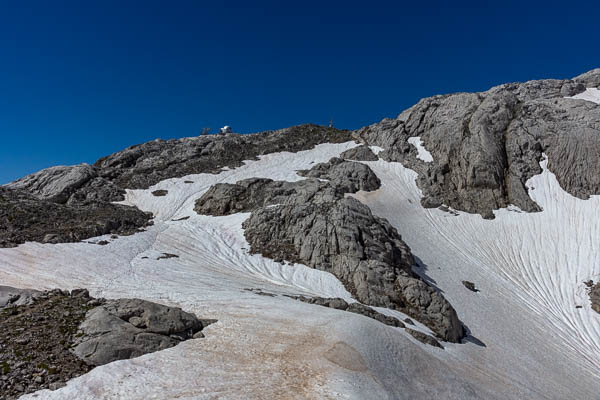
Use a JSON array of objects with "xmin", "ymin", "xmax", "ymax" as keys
[{"xmin": 1, "ymin": 0, "xmax": 598, "ymax": 183}]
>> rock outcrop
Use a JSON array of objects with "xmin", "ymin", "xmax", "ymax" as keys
[
  {"xmin": 297, "ymin": 157, "xmax": 381, "ymax": 193},
  {"xmin": 588, "ymin": 281, "xmax": 600, "ymax": 313},
  {"xmin": 72, "ymin": 298, "xmax": 206, "ymax": 366},
  {"xmin": 289, "ymin": 295, "xmax": 406, "ymax": 328},
  {"xmin": 94, "ymin": 124, "xmax": 352, "ymax": 196},
  {"xmin": 2, "ymin": 124, "xmax": 352, "ymax": 247},
  {"xmin": 0, "ymin": 187, "xmax": 153, "ymax": 248},
  {"xmin": 195, "ymin": 161, "xmax": 465, "ymax": 342},
  {"xmin": 340, "ymin": 145, "xmax": 379, "ymax": 161},
  {"xmin": 0, "ymin": 288, "xmax": 209, "ymax": 399},
  {"xmin": 356, "ymin": 70, "xmax": 600, "ymax": 218}
]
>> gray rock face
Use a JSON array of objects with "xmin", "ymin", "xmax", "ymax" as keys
[
  {"xmin": 195, "ymin": 158, "xmax": 380, "ymax": 216},
  {"xmin": 0, "ymin": 187, "xmax": 152, "ymax": 248},
  {"xmin": 95, "ymin": 124, "xmax": 352, "ymax": 195},
  {"xmin": 2, "ymin": 125, "xmax": 351, "ymax": 247},
  {"xmin": 356, "ymin": 69, "xmax": 600, "ymax": 218},
  {"xmin": 72, "ymin": 298, "xmax": 204, "ymax": 366},
  {"xmin": 195, "ymin": 163, "xmax": 464, "ymax": 342},
  {"xmin": 405, "ymin": 328, "xmax": 443, "ymax": 349},
  {"xmin": 340, "ymin": 145, "xmax": 379, "ymax": 161},
  {"xmin": 5, "ymin": 164, "xmax": 98, "ymax": 204},
  {"xmin": 297, "ymin": 157, "xmax": 381, "ymax": 193},
  {"xmin": 195, "ymin": 177, "xmax": 339, "ymax": 216},
  {"xmin": 0, "ymin": 286, "xmax": 41, "ymax": 308},
  {"xmin": 289, "ymin": 295, "xmax": 406, "ymax": 328}
]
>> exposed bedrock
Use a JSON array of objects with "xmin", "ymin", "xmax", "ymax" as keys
[
  {"xmin": 297, "ymin": 156, "xmax": 381, "ymax": 193},
  {"xmin": 1, "ymin": 124, "xmax": 351, "ymax": 247},
  {"xmin": 588, "ymin": 282, "xmax": 600, "ymax": 313},
  {"xmin": 0, "ymin": 187, "xmax": 153, "ymax": 248},
  {"xmin": 94, "ymin": 124, "xmax": 352, "ymax": 195},
  {"xmin": 339, "ymin": 145, "xmax": 379, "ymax": 161},
  {"xmin": 0, "ymin": 288, "xmax": 209, "ymax": 399},
  {"xmin": 356, "ymin": 69, "xmax": 600, "ymax": 218},
  {"xmin": 195, "ymin": 160, "xmax": 465, "ymax": 342},
  {"xmin": 72, "ymin": 298, "xmax": 206, "ymax": 366}
]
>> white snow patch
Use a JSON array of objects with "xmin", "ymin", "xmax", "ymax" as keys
[
  {"xmin": 3, "ymin": 138, "xmax": 600, "ymax": 398},
  {"xmin": 407, "ymin": 136, "xmax": 433, "ymax": 162},
  {"xmin": 349, "ymin": 154, "xmax": 600, "ymax": 398},
  {"xmin": 369, "ymin": 145, "xmax": 384, "ymax": 155},
  {"xmin": 567, "ymin": 87, "xmax": 600, "ymax": 104}
]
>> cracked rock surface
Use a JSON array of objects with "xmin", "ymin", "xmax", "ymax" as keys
[
  {"xmin": 356, "ymin": 70, "xmax": 600, "ymax": 218},
  {"xmin": 0, "ymin": 187, "xmax": 153, "ymax": 248},
  {"xmin": 339, "ymin": 145, "xmax": 379, "ymax": 161},
  {"xmin": 195, "ymin": 160, "xmax": 464, "ymax": 342},
  {"xmin": 2, "ymin": 124, "xmax": 351, "ymax": 247},
  {"xmin": 0, "ymin": 288, "xmax": 209, "ymax": 399},
  {"xmin": 72, "ymin": 298, "xmax": 206, "ymax": 366}
]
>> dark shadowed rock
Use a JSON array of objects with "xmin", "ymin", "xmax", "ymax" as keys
[
  {"xmin": 0, "ymin": 187, "xmax": 153, "ymax": 248},
  {"xmin": 151, "ymin": 189, "xmax": 169, "ymax": 196},
  {"xmin": 405, "ymin": 328, "xmax": 444, "ymax": 349},
  {"xmin": 462, "ymin": 281, "xmax": 478, "ymax": 292},
  {"xmin": 340, "ymin": 145, "xmax": 379, "ymax": 161},
  {"xmin": 290, "ymin": 295, "xmax": 405, "ymax": 328}
]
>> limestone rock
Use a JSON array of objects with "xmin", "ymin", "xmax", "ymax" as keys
[
  {"xmin": 340, "ymin": 145, "xmax": 379, "ymax": 161},
  {"xmin": 0, "ymin": 187, "xmax": 153, "ymax": 248},
  {"xmin": 196, "ymin": 170, "xmax": 464, "ymax": 342},
  {"xmin": 297, "ymin": 157, "xmax": 381, "ymax": 193},
  {"xmin": 356, "ymin": 72, "xmax": 600, "ymax": 218},
  {"xmin": 72, "ymin": 298, "xmax": 204, "ymax": 366},
  {"xmin": 5, "ymin": 164, "xmax": 97, "ymax": 204}
]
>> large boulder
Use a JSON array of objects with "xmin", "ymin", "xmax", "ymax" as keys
[
  {"xmin": 72, "ymin": 298, "xmax": 204, "ymax": 366},
  {"xmin": 340, "ymin": 145, "xmax": 379, "ymax": 161}
]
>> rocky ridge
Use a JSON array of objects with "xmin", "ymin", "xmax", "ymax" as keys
[
  {"xmin": 2, "ymin": 125, "xmax": 351, "ymax": 247},
  {"xmin": 356, "ymin": 70, "xmax": 600, "ymax": 218},
  {"xmin": 195, "ymin": 158, "xmax": 464, "ymax": 342}
]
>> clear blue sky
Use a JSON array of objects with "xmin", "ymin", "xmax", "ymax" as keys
[{"xmin": 1, "ymin": 1, "xmax": 598, "ymax": 184}]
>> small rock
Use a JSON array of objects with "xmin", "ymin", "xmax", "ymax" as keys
[
  {"xmin": 71, "ymin": 289, "xmax": 89, "ymax": 298},
  {"xmin": 151, "ymin": 190, "xmax": 169, "ymax": 197},
  {"xmin": 97, "ymin": 240, "xmax": 109, "ymax": 246},
  {"xmin": 193, "ymin": 331, "xmax": 205, "ymax": 339},
  {"xmin": 405, "ymin": 328, "xmax": 444, "ymax": 349},
  {"xmin": 462, "ymin": 281, "xmax": 479, "ymax": 292}
]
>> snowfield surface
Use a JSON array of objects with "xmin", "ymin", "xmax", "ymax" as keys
[
  {"xmin": 407, "ymin": 137, "xmax": 433, "ymax": 162},
  {"xmin": 568, "ymin": 87, "xmax": 600, "ymax": 104},
  {"xmin": 1, "ymin": 141, "xmax": 599, "ymax": 399}
]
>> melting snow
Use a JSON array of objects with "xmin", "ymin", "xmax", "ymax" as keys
[
  {"xmin": 407, "ymin": 136, "xmax": 433, "ymax": 162},
  {"xmin": 567, "ymin": 87, "xmax": 600, "ymax": 104},
  {"xmin": 1, "ymin": 139, "xmax": 599, "ymax": 398}
]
